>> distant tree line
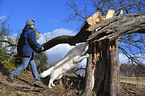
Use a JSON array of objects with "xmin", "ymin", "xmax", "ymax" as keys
[{"xmin": 120, "ymin": 63, "xmax": 145, "ymax": 77}]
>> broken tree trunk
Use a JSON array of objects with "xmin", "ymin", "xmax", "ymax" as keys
[
  {"xmin": 82, "ymin": 13, "xmax": 145, "ymax": 96},
  {"xmin": 82, "ymin": 39, "xmax": 120, "ymax": 96},
  {"xmin": 94, "ymin": 40, "xmax": 120, "ymax": 96}
]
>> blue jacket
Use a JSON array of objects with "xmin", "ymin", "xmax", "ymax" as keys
[{"xmin": 17, "ymin": 26, "xmax": 42, "ymax": 58}]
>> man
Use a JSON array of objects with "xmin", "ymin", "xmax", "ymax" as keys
[{"xmin": 7, "ymin": 19, "xmax": 44, "ymax": 88}]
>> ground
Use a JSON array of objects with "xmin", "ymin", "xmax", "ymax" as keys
[{"xmin": 0, "ymin": 68, "xmax": 145, "ymax": 96}]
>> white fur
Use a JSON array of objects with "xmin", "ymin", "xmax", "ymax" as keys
[
  {"xmin": 39, "ymin": 56, "xmax": 70, "ymax": 78},
  {"xmin": 40, "ymin": 43, "xmax": 88, "ymax": 88}
]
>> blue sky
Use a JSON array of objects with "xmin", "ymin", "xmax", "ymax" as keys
[{"xmin": 0, "ymin": 0, "xmax": 78, "ymax": 33}]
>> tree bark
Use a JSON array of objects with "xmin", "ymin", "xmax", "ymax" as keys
[
  {"xmin": 83, "ymin": 39, "xmax": 120, "ymax": 96},
  {"xmin": 0, "ymin": 62, "xmax": 10, "ymax": 76},
  {"xmin": 82, "ymin": 43, "xmax": 95, "ymax": 96},
  {"xmin": 109, "ymin": 39, "xmax": 120, "ymax": 96}
]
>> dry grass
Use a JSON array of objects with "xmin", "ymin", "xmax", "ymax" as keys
[
  {"xmin": 0, "ymin": 70, "xmax": 145, "ymax": 96},
  {"xmin": 120, "ymin": 76, "xmax": 145, "ymax": 86}
]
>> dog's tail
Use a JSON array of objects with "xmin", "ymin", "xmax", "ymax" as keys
[{"xmin": 40, "ymin": 66, "xmax": 54, "ymax": 78}]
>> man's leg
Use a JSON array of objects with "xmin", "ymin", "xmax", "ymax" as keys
[
  {"xmin": 30, "ymin": 59, "xmax": 43, "ymax": 88},
  {"xmin": 8, "ymin": 57, "xmax": 30, "ymax": 83},
  {"xmin": 29, "ymin": 59, "xmax": 40, "ymax": 80}
]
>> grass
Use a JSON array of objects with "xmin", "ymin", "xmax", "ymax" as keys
[
  {"xmin": 120, "ymin": 76, "xmax": 145, "ymax": 96},
  {"xmin": 120, "ymin": 76, "xmax": 145, "ymax": 86}
]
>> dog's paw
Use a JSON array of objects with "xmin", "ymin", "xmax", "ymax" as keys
[
  {"xmin": 52, "ymin": 83, "xmax": 55, "ymax": 86},
  {"xmin": 86, "ymin": 54, "xmax": 89, "ymax": 58},
  {"xmin": 48, "ymin": 85, "xmax": 52, "ymax": 88}
]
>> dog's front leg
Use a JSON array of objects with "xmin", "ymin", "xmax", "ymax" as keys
[{"xmin": 73, "ymin": 54, "xmax": 89, "ymax": 63}]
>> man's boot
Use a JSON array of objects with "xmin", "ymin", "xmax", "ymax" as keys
[{"xmin": 34, "ymin": 80, "xmax": 44, "ymax": 88}]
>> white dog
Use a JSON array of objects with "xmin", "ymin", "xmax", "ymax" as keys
[{"xmin": 40, "ymin": 43, "xmax": 89, "ymax": 88}]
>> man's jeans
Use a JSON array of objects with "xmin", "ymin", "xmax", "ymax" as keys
[{"xmin": 9, "ymin": 57, "xmax": 40, "ymax": 81}]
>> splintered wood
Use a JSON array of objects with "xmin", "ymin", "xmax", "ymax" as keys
[
  {"xmin": 86, "ymin": 9, "xmax": 123, "ymax": 26},
  {"xmin": 86, "ymin": 12, "xmax": 104, "ymax": 26}
]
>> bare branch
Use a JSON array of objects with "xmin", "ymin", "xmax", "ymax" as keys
[
  {"xmin": 65, "ymin": 0, "xmax": 86, "ymax": 20},
  {"xmin": 115, "ymin": 0, "xmax": 141, "ymax": 12},
  {"xmin": 92, "ymin": 0, "xmax": 104, "ymax": 15},
  {"xmin": 119, "ymin": 46, "xmax": 142, "ymax": 65},
  {"xmin": 0, "ymin": 39, "xmax": 17, "ymax": 46},
  {"xmin": 107, "ymin": 0, "xmax": 115, "ymax": 12}
]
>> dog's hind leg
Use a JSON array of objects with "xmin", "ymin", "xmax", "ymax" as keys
[
  {"xmin": 49, "ymin": 75, "xmax": 63, "ymax": 88},
  {"xmin": 48, "ymin": 79, "xmax": 54, "ymax": 88},
  {"xmin": 51, "ymin": 81, "xmax": 56, "ymax": 87},
  {"xmin": 48, "ymin": 73, "xmax": 59, "ymax": 88}
]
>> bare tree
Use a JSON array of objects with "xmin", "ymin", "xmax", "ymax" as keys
[
  {"xmin": 65, "ymin": 0, "xmax": 144, "ymax": 20},
  {"xmin": 37, "ymin": 1, "xmax": 145, "ymax": 66},
  {"xmin": 62, "ymin": 0, "xmax": 145, "ymax": 95}
]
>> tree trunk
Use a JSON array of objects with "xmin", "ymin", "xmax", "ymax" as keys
[
  {"xmin": 109, "ymin": 39, "xmax": 120, "ymax": 96},
  {"xmin": 82, "ymin": 43, "xmax": 95, "ymax": 96},
  {"xmin": 0, "ymin": 62, "xmax": 10, "ymax": 76},
  {"xmin": 83, "ymin": 39, "xmax": 120, "ymax": 96}
]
